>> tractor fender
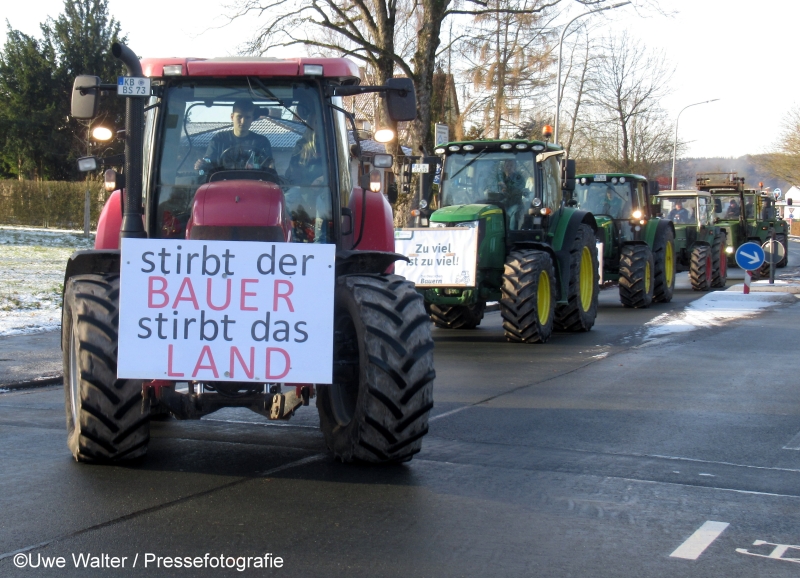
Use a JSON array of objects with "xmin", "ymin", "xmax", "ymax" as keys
[
  {"xmin": 346, "ymin": 186, "xmax": 395, "ymax": 253},
  {"xmin": 549, "ymin": 209, "xmax": 597, "ymax": 302},
  {"xmin": 644, "ymin": 218, "xmax": 674, "ymax": 248},
  {"xmin": 63, "ymin": 250, "xmax": 121, "ymax": 293},
  {"xmin": 95, "ymin": 189, "xmax": 123, "ymax": 250}
]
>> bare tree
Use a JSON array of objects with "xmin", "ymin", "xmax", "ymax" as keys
[{"xmin": 756, "ymin": 105, "xmax": 800, "ymax": 186}]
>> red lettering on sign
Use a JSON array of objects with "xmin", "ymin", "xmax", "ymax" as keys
[
  {"xmin": 167, "ymin": 344, "xmax": 184, "ymax": 377},
  {"xmin": 266, "ymin": 347, "xmax": 290, "ymax": 380},
  {"xmin": 230, "ymin": 346, "xmax": 255, "ymax": 379},
  {"xmin": 172, "ymin": 277, "xmax": 199, "ymax": 309},
  {"xmin": 148, "ymin": 276, "xmax": 169, "ymax": 308},
  {"xmin": 273, "ymin": 280, "xmax": 294, "ymax": 312},
  {"xmin": 240, "ymin": 279, "xmax": 258, "ymax": 311},
  {"xmin": 207, "ymin": 278, "xmax": 232, "ymax": 311},
  {"xmin": 192, "ymin": 345, "xmax": 219, "ymax": 378}
]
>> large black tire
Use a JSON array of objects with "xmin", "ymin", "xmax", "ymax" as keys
[
  {"xmin": 62, "ymin": 274, "xmax": 149, "ymax": 462},
  {"xmin": 777, "ymin": 233, "xmax": 788, "ymax": 268},
  {"xmin": 500, "ymin": 249, "xmax": 556, "ymax": 343},
  {"xmin": 317, "ymin": 274, "xmax": 435, "ymax": 463},
  {"xmin": 554, "ymin": 223, "xmax": 599, "ymax": 331},
  {"xmin": 618, "ymin": 244, "xmax": 654, "ymax": 308},
  {"xmin": 711, "ymin": 232, "xmax": 728, "ymax": 288},
  {"xmin": 652, "ymin": 226, "xmax": 676, "ymax": 303},
  {"xmin": 429, "ymin": 301, "xmax": 485, "ymax": 329},
  {"xmin": 689, "ymin": 245, "xmax": 713, "ymax": 291}
]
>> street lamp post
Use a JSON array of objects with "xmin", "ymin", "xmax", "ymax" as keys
[
  {"xmin": 554, "ymin": 1, "xmax": 630, "ymax": 144},
  {"xmin": 671, "ymin": 99, "xmax": 719, "ymax": 189}
]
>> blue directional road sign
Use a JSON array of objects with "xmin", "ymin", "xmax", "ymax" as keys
[{"xmin": 735, "ymin": 242, "xmax": 765, "ymax": 270}]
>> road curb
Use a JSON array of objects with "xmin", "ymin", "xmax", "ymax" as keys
[
  {"xmin": 486, "ymin": 301, "xmax": 499, "ymax": 312},
  {"xmin": 1, "ymin": 375, "xmax": 62, "ymax": 391}
]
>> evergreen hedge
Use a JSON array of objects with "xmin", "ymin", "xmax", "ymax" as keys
[{"xmin": 0, "ymin": 180, "xmax": 107, "ymax": 229}]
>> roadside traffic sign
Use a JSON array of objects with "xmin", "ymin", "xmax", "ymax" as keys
[
  {"xmin": 762, "ymin": 238, "xmax": 786, "ymax": 262},
  {"xmin": 735, "ymin": 242, "xmax": 765, "ymax": 270}
]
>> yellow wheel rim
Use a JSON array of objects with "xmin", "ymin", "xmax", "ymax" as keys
[
  {"xmin": 645, "ymin": 260, "xmax": 651, "ymax": 294},
  {"xmin": 537, "ymin": 270, "xmax": 551, "ymax": 325},
  {"xmin": 665, "ymin": 241, "xmax": 674, "ymax": 287},
  {"xmin": 579, "ymin": 246, "xmax": 593, "ymax": 312}
]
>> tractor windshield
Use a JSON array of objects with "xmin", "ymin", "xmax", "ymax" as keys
[
  {"xmin": 712, "ymin": 195, "xmax": 744, "ymax": 220},
  {"xmin": 574, "ymin": 180, "xmax": 632, "ymax": 219},
  {"xmin": 152, "ymin": 80, "xmax": 332, "ymax": 242},
  {"xmin": 657, "ymin": 197, "xmax": 697, "ymax": 225},
  {"xmin": 441, "ymin": 150, "xmax": 559, "ymax": 230}
]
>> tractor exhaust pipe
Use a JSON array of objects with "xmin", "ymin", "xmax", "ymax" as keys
[{"xmin": 112, "ymin": 42, "xmax": 146, "ymax": 238}]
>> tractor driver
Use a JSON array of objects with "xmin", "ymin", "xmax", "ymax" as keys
[
  {"xmin": 725, "ymin": 199, "xmax": 741, "ymax": 218},
  {"xmin": 195, "ymin": 99, "xmax": 276, "ymax": 174},
  {"xmin": 668, "ymin": 201, "xmax": 690, "ymax": 223}
]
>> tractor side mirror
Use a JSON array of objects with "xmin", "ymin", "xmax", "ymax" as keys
[
  {"xmin": 373, "ymin": 154, "xmax": 393, "ymax": 168},
  {"xmin": 77, "ymin": 156, "xmax": 99, "ymax": 172},
  {"xmin": 562, "ymin": 158, "xmax": 576, "ymax": 192},
  {"xmin": 385, "ymin": 78, "xmax": 416, "ymax": 122},
  {"xmin": 71, "ymin": 75, "xmax": 101, "ymax": 119}
]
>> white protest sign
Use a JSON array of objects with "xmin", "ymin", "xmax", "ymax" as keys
[
  {"xmin": 118, "ymin": 239, "xmax": 335, "ymax": 384},
  {"xmin": 394, "ymin": 228, "xmax": 478, "ymax": 287}
]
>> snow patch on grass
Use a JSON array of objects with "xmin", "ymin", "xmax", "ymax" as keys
[
  {"xmin": 645, "ymin": 291, "xmax": 793, "ymax": 337},
  {"xmin": 0, "ymin": 226, "xmax": 94, "ymax": 336}
]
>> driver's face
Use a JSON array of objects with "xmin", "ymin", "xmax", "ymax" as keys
[{"xmin": 231, "ymin": 109, "xmax": 254, "ymax": 137}]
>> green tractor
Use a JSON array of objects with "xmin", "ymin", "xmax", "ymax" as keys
[
  {"xmin": 397, "ymin": 137, "xmax": 599, "ymax": 343},
  {"xmin": 573, "ymin": 173, "xmax": 676, "ymax": 307},
  {"xmin": 651, "ymin": 190, "xmax": 728, "ymax": 290},
  {"xmin": 696, "ymin": 172, "xmax": 789, "ymax": 268}
]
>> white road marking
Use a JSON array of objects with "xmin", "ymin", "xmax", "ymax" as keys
[
  {"xmin": 202, "ymin": 418, "xmax": 317, "ymax": 429},
  {"xmin": 428, "ymin": 406, "xmax": 471, "ymax": 422},
  {"xmin": 670, "ymin": 521, "xmax": 730, "ymax": 560},
  {"xmin": 698, "ymin": 473, "xmax": 715, "ymax": 477},
  {"xmin": 782, "ymin": 431, "xmax": 800, "ymax": 450},
  {"xmin": 736, "ymin": 540, "xmax": 800, "ymax": 563}
]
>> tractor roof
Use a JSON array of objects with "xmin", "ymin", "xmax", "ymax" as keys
[
  {"xmin": 140, "ymin": 57, "xmax": 360, "ymax": 83},
  {"xmin": 435, "ymin": 139, "xmax": 562, "ymax": 154},
  {"xmin": 655, "ymin": 190, "xmax": 712, "ymax": 199},
  {"xmin": 576, "ymin": 173, "xmax": 647, "ymax": 181}
]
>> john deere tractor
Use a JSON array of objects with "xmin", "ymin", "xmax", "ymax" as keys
[
  {"xmin": 397, "ymin": 137, "xmax": 599, "ymax": 343},
  {"xmin": 573, "ymin": 173, "xmax": 675, "ymax": 307},
  {"xmin": 696, "ymin": 172, "xmax": 789, "ymax": 268},
  {"xmin": 651, "ymin": 190, "xmax": 727, "ymax": 290}
]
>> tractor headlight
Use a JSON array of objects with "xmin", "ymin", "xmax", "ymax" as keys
[
  {"xmin": 532, "ymin": 198, "xmax": 543, "ymax": 207},
  {"xmin": 632, "ymin": 210, "xmax": 642, "ymax": 219},
  {"xmin": 726, "ymin": 246, "xmax": 734, "ymax": 254},
  {"xmin": 429, "ymin": 221, "xmax": 447, "ymax": 228},
  {"xmin": 457, "ymin": 221, "xmax": 479, "ymax": 228}
]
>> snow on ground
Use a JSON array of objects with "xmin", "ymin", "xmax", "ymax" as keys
[
  {"xmin": 0, "ymin": 226, "xmax": 94, "ymax": 336},
  {"xmin": 645, "ymin": 290, "xmax": 796, "ymax": 338}
]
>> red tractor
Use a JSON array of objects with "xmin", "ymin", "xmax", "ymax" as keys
[{"xmin": 63, "ymin": 43, "xmax": 434, "ymax": 464}]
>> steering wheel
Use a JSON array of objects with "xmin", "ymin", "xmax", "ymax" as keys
[{"xmin": 211, "ymin": 147, "xmax": 283, "ymax": 184}]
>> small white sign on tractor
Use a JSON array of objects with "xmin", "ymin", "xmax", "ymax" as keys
[
  {"xmin": 395, "ymin": 227, "xmax": 478, "ymax": 287},
  {"xmin": 118, "ymin": 239, "xmax": 336, "ymax": 384}
]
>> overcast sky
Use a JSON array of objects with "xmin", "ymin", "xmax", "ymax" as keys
[{"xmin": 3, "ymin": 0, "xmax": 798, "ymax": 159}]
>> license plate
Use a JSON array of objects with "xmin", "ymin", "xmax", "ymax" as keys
[
  {"xmin": 411, "ymin": 163, "xmax": 430, "ymax": 173},
  {"xmin": 594, "ymin": 174, "xmax": 607, "ymax": 182},
  {"xmin": 117, "ymin": 76, "xmax": 151, "ymax": 96}
]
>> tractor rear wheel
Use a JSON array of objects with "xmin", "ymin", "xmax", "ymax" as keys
[
  {"xmin": 619, "ymin": 244, "xmax": 654, "ymax": 308},
  {"xmin": 711, "ymin": 232, "xmax": 728, "ymax": 288},
  {"xmin": 500, "ymin": 249, "xmax": 556, "ymax": 343},
  {"xmin": 554, "ymin": 224, "xmax": 599, "ymax": 331},
  {"xmin": 689, "ymin": 245, "xmax": 713, "ymax": 291},
  {"xmin": 317, "ymin": 274, "xmax": 435, "ymax": 463},
  {"xmin": 652, "ymin": 227, "xmax": 676, "ymax": 303},
  {"xmin": 429, "ymin": 301, "xmax": 485, "ymax": 329},
  {"xmin": 62, "ymin": 274, "xmax": 149, "ymax": 462}
]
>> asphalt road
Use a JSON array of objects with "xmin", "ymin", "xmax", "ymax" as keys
[{"xmin": 1, "ymin": 243, "xmax": 800, "ymax": 577}]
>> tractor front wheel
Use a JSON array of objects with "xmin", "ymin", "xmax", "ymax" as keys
[
  {"xmin": 554, "ymin": 224, "xmax": 599, "ymax": 331},
  {"xmin": 429, "ymin": 301, "xmax": 485, "ymax": 329},
  {"xmin": 689, "ymin": 245, "xmax": 713, "ymax": 291},
  {"xmin": 317, "ymin": 274, "xmax": 435, "ymax": 463},
  {"xmin": 619, "ymin": 244, "xmax": 654, "ymax": 308},
  {"xmin": 652, "ymin": 227, "xmax": 676, "ymax": 303},
  {"xmin": 62, "ymin": 274, "xmax": 149, "ymax": 462},
  {"xmin": 711, "ymin": 232, "xmax": 728, "ymax": 288},
  {"xmin": 500, "ymin": 249, "xmax": 556, "ymax": 343}
]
